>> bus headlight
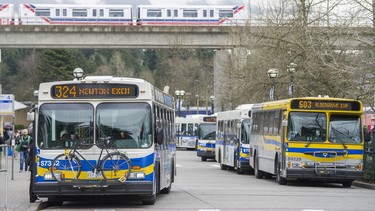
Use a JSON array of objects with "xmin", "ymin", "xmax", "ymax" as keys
[
  {"xmin": 346, "ymin": 164, "xmax": 362, "ymax": 171},
  {"xmin": 129, "ymin": 172, "xmax": 145, "ymax": 179}
]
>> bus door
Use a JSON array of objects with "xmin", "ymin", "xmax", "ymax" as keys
[
  {"xmin": 224, "ymin": 120, "xmax": 236, "ymax": 166},
  {"xmin": 280, "ymin": 110, "xmax": 288, "ymax": 171}
]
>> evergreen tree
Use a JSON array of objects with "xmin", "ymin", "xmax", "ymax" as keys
[{"xmin": 37, "ymin": 49, "xmax": 78, "ymax": 82}]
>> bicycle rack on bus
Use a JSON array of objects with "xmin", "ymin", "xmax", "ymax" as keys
[{"xmin": 313, "ymin": 151, "xmax": 338, "ymax": 175}]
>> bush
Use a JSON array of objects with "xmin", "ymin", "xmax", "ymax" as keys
[{"xmin": 363, "ymin": 155, "xmax": 373, "ymax": 182}]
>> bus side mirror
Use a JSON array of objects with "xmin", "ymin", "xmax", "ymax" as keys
[
  {"xmin": 27, "ymin": 112, "xmax": 34, "ymax": 122},
  {"xmin": 282, "ymin": 119, "xmax": 288, "ymax": 127}
]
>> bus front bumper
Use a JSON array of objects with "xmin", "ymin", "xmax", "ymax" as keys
[
  {"xmin": 34, "ymin": 180, "xmax": 153, "ymax": 197},
  {"xmin": 286, "ymin": 168, "xmax": 363, "ymax": 181},
  {"xmin": 197, "ymin": 149, "xmax": 215, "ymax": 158}
]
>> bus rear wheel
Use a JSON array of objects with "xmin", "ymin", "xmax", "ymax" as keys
[
  {"xmin": 254, "ymin": 154, "xmax": 264, "ymax": 179},
  {"xmin": 201, "ymin": 157, "xmax": 207, "ymax": 162}
]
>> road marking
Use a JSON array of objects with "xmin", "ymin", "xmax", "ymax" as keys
[
  {"xmin": 198, "ymin": 209, "xmax": 220, "ymax": 211},
  {"xmin": 176, "ymin": 164, "xmax": 182, "ymax": 167},
  {"xmin": 302, "ymin": 210, "xmax": 325, "ymax": 211},
  {"xmin": 210, "ymin": 164, "xmax": 220, "ymax": 168}
]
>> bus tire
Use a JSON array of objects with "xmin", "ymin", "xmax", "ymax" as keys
[
  {"xmin": 276, "ymin": 161, "xmax": 287, "ymax": 185},
  {"xmin": 235, "ymin": 155, "xmax": 243, "ymax": 174},
  {"xmin": 201, "ymin": 157, "xmax": 207, "ymax": 161},
  {"xmin": 219, "ymin": 151, "xmax": 227, "ymax": 170},
  {"xmin": 141, "ymin": 194, "xmax": 156, "ymax": 205},
  {"xmin": 254, "ymin": 154, "xmax": 264, "ymax": 179},
  {"xmin": 342, "ymin": 180, "xmax": 353, "ymax": 188},
  {"xmin": 47, "ymin": 198, "xmax": 64, "ymax": 207},
  {"xmin": 160, "ymin": 183, "xmax": 171, "ymax": 194}
]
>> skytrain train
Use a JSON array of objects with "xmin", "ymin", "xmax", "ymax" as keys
[{"xmin": 0, "ymin": 3, "xmax": 249, "ymax": 26}]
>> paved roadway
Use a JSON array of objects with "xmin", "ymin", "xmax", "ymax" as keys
[{"xmin": 1, "ymin": 150, "xmax": 375, "ymax": 211}]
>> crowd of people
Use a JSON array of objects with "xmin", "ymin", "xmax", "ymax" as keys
[{"xmin": 0, "ymin": 127, "xmax": 33, "ymax": 172}]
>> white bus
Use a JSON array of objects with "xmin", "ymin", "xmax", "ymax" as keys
[
  {"xmin": 175, "ymin": 115, "xmax": 202, "ymax": 150},
  {"xmin": 216, "ymin": 105, "xmax": 253, "ymax": 174},
  {"xmin": 28, "ymin": 75, "xmax": 176, "ymax": 205},
  {"xmin": 196, "ymin": 115, "xmax": 217, "ymax": 161}
]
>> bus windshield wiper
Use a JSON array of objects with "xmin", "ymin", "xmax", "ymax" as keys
[
  {"xmin": 305, "ymin": 138, "xmax": 314, "ymax": 148},
  {"xmin": 330, "ymin": 127, "xmax": 347, "ymax": 149}
]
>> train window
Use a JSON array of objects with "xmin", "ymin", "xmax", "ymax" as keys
[
  {"xmin": 93, "ymin": 9, "xmax": 97, "ymax": 17},
  {"xmin": 63, "ymin": 9, "xmax": 67, "ymax": 17},
  {"xmin": 35, "ymin": 9, "xmax": 50, "ymax": 17},
  {"xmin": 167, "ymin": 10, "xmax": 171, "ymax": 17},
  {"xmin": 147, "ymin": 9, "xmax": 162, "ymax": 17},
  {"xmin": 210, "ymin": 10, "xmax": 214, "ymax": 17},
  {"xmin": 100, "ymin": 9, "xmax": 104, "ymax": 17},
  {"xmin": 174, "ymin": 10, "xmax": 178, "ymax": 17},
  {"xmin": 219, "ymin": 10, "xmax": 233, "ymax": 18},
  {"xmin": 109, "ymin": 9, "xmax": 124, "ymax": 17},
  {"xmin": 55, "ymin": 9, "xmax": 60, "ymax": 17},
  {"xmin": 183, "ymin": 10, "xmax": 198, "ymax": 18},
  {"xmin": 203, "ymin": 10, "xmax": 207, "ymax": 17},
  {"xmin": 73, "ymin": 9, "xmax": 88, "ymax": 17}
]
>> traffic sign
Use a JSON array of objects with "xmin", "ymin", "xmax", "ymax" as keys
[{"xmin": 0, "ymin": 94, "xmax": 14, "ymax": 116}]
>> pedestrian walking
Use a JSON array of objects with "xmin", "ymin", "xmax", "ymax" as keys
[
  {"xmin": 13, "ymin": 131, "xmax": 20, "ymax": 160},
  {"xmin": 16, "ymin": 129, "xmax": 31, "ymax": 172}
]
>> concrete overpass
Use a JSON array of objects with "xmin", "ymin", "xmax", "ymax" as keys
[
  {"xmin": 0, "ymin": 25, "xmax": 372, "ymax": 49},
  {"xmin": 0, "ymin": 25, "xmax": 241, "ymax": 49}
]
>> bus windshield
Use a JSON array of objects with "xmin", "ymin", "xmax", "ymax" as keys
[
  {"xmin": 287, "ymin": 112, "xmax": 326, "ymax": 142},
  {"xmin": 241, "ymin": 119, "xmax": 251, "ymax": 144},
  {"xmin": 38, "ymin": 103, "xmax": 94, "ymax": 149},
  {"xmin": 198, "ymin": 124, "xmax": 216, "ymax": 140},
  {"xmin": 328, "ymin": 115, "xmax": 361, "ymax": 144},
  {"xmin": 96, "ymin": 103, "xmax": 152, "ymax": 149}
]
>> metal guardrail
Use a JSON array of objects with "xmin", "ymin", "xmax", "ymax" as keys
[{"xmin": 364, "ymin": 131, "xmax": 375, "ymax": 182}]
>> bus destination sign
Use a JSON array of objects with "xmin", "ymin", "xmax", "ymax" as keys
[
  {"xmin": 290, "ymin": 100, "xmax": 361, "ymax": 111},
  {"xmin": 203, "ymin": 116, "xmax": 217, "ymax": 122},
  {"xmin": 51, "ymin": 84, "xmax": 138, "ymax": 99}
]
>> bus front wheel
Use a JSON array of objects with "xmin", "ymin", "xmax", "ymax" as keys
[
  {"xmin": 276, "ymin": 161, "xmax": 287, "ymax": 185},
  {"xmin": 141, "ymin": 194, "xmax": 156, "ymax": 205}
]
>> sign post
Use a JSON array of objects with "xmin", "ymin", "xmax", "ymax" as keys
[{"xmin": 0, "ymin": 94, "xmax": 15, "ymax": 182}]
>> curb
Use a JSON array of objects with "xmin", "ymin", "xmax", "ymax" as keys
[{"xmin": 353, "ymin": 180, "xmax": 375, "ymax": 190}]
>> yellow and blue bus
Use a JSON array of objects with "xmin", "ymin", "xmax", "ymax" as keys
[
  {"xmin": 249, "ymin": 97, "xmax": 365, "ymax": 187},
  {"xmin": 216, "ymin": 105, "xmax": 253, "ymax": 174},
  {"xmin": 28, "ymin": 75, "xmax": 176, "ymax": 205},
  {"xmin": 196, "ymin": 115, "xmax": 217, "ymax": 161}
]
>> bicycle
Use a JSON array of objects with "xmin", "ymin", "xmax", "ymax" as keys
[{"xmin": 50, "ymin": 136, "xmax": 132, "ymax": 183}]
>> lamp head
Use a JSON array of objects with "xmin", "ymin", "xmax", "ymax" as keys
[
  {"xmin": 287, "ymin": 63, "xmax": 297, "ymax": 73},
  {"xmin": 267, "ymin": 68, "xmax": 279, "ymax": 78},
  {"xmin": 73, "ymin": 68, "xmax": 84, "ymax": 79}
]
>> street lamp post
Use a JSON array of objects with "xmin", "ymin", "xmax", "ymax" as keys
[
  {"xmin": 287, "ymin": 63, "xmax": 297, "ymax": 98},
  {"xmin": 267, "ymin": 69, "xmax": 279, "ymax": 101},
  {"xmin": 210, "ymin": 95, "xmax": 214, "ymax": 114},
  {"xmin": 175, "ymin": 90, "xmax": 185, "ymax": 117}
]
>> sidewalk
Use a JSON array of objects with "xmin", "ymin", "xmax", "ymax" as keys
[{"xmin": 0, "ymin": 154, "xmax": 37, "ymax": 211}]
